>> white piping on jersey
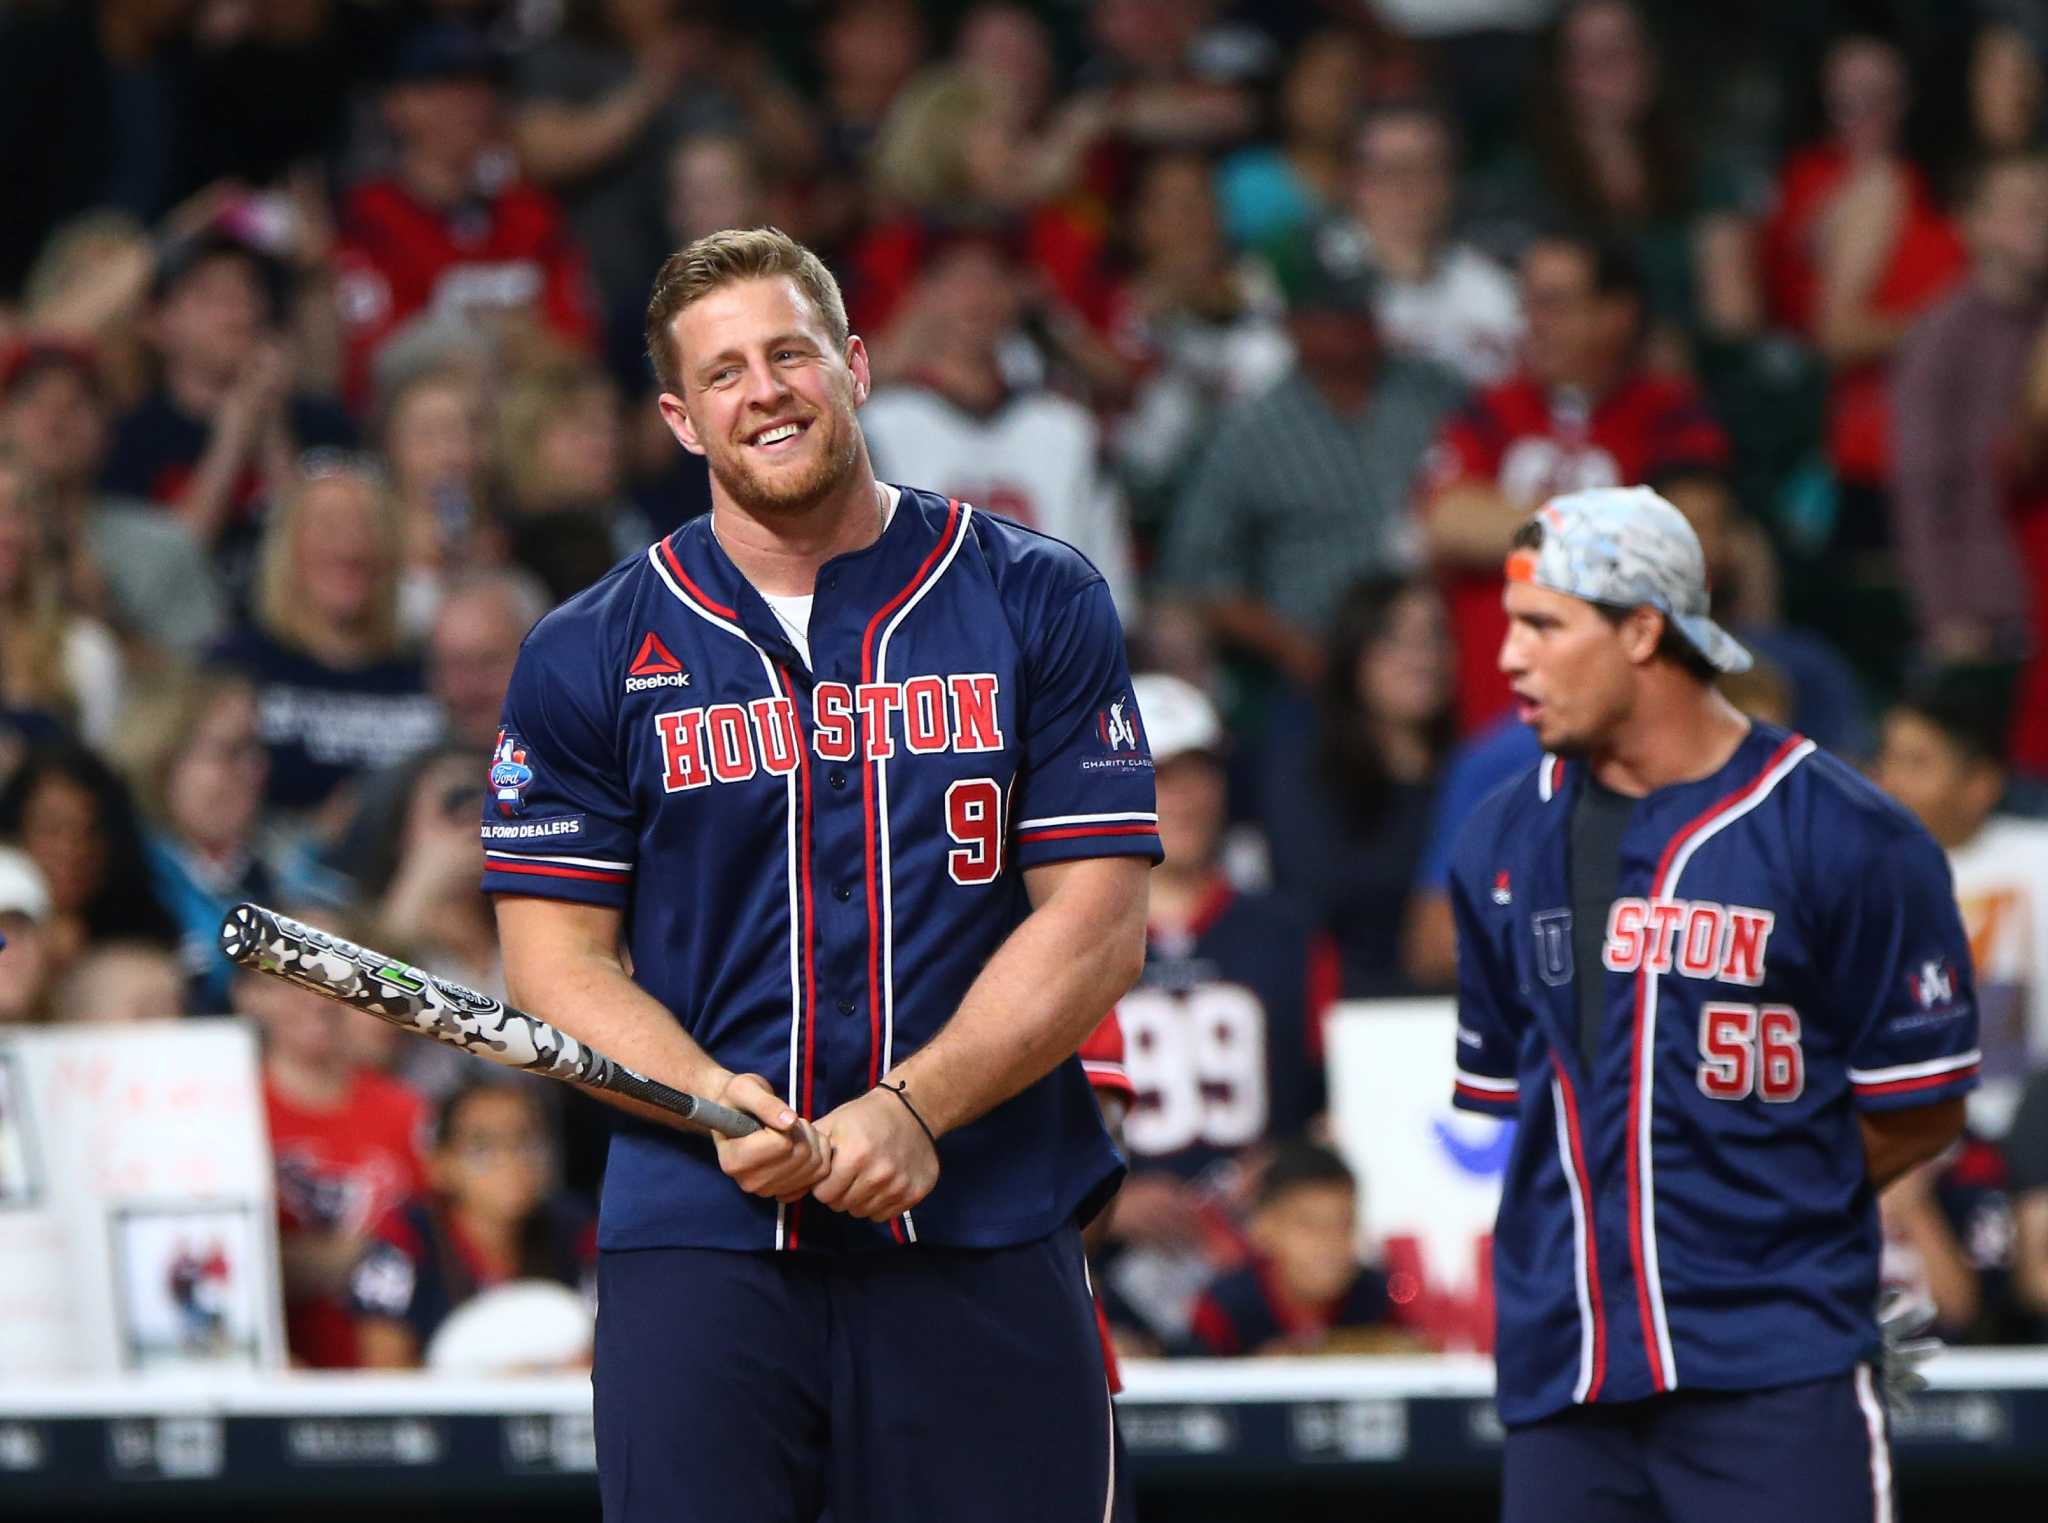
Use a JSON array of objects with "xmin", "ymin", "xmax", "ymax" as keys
[
  {"xmin": 1638, "ymin": 736, "xmax": 1816, "ymax": 1389},
  {"xmin": 1538, "ymin": 753, "xmax": 1561, "ymax": 802},
  {"xmin": 871, "ymin": 501, "xmax": 974, "ymax": 1247},
  {"xmin": 1454, "ymin": 1068, "xmax": 1519, "ymax": 1094},
  {"xmin": 483, "ymin": 849, "xmax": 633, "ymax": 871},
  {"xmin": 1551, "ymin": 1077, "xmax": 1599, "ymax": 1405},
  {"xmin": 649, "ymin": 543, "xmax": 805, "ymax": 1253},
  {"xmin": 1015, "ymin": 810, "xmax": 1159, "ymax": 829},
  {"xmin": 1854, "ymin": 1363, "xmax": 1894, "ymax": 1523},
  {"xmin": 1848, "ymin": 1050, "xmax": 1982, "ymax": 1085}
]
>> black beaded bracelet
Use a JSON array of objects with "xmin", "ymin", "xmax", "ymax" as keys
[{"xmin": 876, "ymin": 1079, "xmax": 938, "ymax": 1148}]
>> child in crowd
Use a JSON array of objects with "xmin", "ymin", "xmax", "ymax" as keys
[{"xmin": 1183, "ymin": 1140, "xmax": 1407, "ymax": 1357}]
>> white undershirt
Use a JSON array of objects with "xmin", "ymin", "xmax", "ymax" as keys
[{"xmin": 756, "ymin": 483, "xmax": 899, "ymax": 666}]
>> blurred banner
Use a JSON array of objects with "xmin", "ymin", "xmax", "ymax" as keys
[
  {"xmin": 1326, "ymin": 999, "xmax": 1510, "ymax": 1353},
  {"xmin": 0, "ymin": 1023, "xmax": 284, "ymax": 1377}
]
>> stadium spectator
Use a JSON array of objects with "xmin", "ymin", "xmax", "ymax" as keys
[
  {"xmin": 1759, "ymin": 33, "xmax": 1967, "ymax": 551},
  {"xmin": 0, "ymin": 846, "xmax": 57, "ymax": 1025},
  {"xmin": 349, "ymin": 1080, "xmax": 594, "ymax": 1369},
  {"xmin": 50, "ymin": 940, "xmax": 187, "ymax": 1024},
  {"xmin": 1881, "ymin": 1134, "xmax": 2023, "ymax": 1345},
  {"xmin": 332, "ymin": 21, "xmax": 600, "ymax": 410},
  {"xmin": 1874, "ymin": 676, "xmax": 2048, "ymax": 1129},
  {"xmin": 0, "ymin": 337, "xmax": 225, "ymax": 656},
  {"xmin": 494, "ymin": 359, "xmax": 645, "ymax": 558},
  {"xmin": 1160, "ymin": 234, "xmax": 1463, "ymax": 688},
  {"xmin": 1102, "ymin": 151, "xmax": 1290, "ymax": 546},
  {"xmin": 860, "ymin": 232, "xmax": 1139, "ymax": 618},
  {"xmin": 1480, "ymin": 0, "xmax": 1755, "ymax": 349},
  {"xmin": 1341, "ymin": 99, "xmax": 1522, "ymax": 387},
  {"xmin": 376, "ymin": 360, "xmax": 501, "ymax": 637},
  {"xmin": 101, "ymin": 226, "xmax": 355, "ymax": 565},
  {"xmin": 210, "ymin": 456, "xmax": 443, "ymax": 819},
  {"xmin": 1101, "ymin": 675, "xmax": 1335, "ymax": 1349},
  {"xmin": 0, "ymin": 742, "xmax": 178, "ymax": 971},
  {"xmin": 375, "ymin": 746, "xmax": 498, "ymax": 998},
  {"xmin": 1215, "ymin": 28, "xmax": 1372, "ymax": 257},
  {"xmin": 1181, "ymin": 1140, "xmax": 1404, "ymax": 1357},
  {"xmin": 116, "ymin": 667, "xmax": 278, "ymax": 1014},
  {"xmin": 1891, "ymin": 153, "xmax": 2048, "ymax": 666},
  {"xmin": 1072, "ymin": 0, "xmax": 1262, "ymax": 153},
  {"xmin": 809, "ymin": 0, "xmax": 930, "ymax": 226},
  {"xmin": 1421, "ymin": 232, "xmax": 1728, "ymax": 732},
  {"xmin": 240, "ymin": 954, "xmax": 429, "ymax": 1368},
  {"xmin": 1259, "ymin": 577, "xmax": 1455, "ymax": 998},
  {"xmin": 511, "ymin": 0, "xmax": 815, "ymax": 324},
  {"xmin": 0, "ymin": 446, "xmax": 127, "ymax": 748},
  {"xmin": 1967, "ymin": 11, "xmax": 2047, "ymax": 163}
]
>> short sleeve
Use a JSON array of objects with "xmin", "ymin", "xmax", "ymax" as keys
[
  {"xmin": 1008, "ymin": 578, "xmax": 1163, "ymax": 869},
  {"xmin": 479, "ymin": 630, "xmax": 639, "ymax": 908},
  {"xmin": 1447, "ymin": 833, "xmax": 1523, "ymax": 1118},
  {"xmin": 1838, "ymin": 829, "xmax": 1982, "ymax": 1111}
]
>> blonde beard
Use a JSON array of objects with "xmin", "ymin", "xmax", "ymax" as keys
[{"xmin": 703, "ymin": 408, "xmax": 861, "ymax": 518}]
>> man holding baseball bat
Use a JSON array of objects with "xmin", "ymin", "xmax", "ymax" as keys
[{"xmin": 483, "ymin": 228, "xmax": 1157, "ymax": 1521}]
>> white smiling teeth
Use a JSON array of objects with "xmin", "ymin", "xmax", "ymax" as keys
[{"xmin": 755, "ymin": 424, "xmax": 800, "ymax": 446}]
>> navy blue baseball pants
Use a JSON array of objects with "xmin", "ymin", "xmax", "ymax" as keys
[
  {"xmin": 594, "ymin": 1223, "xmax": 1128, "ymax": 1521},
  {"xmin": 1501, "ymin": 1367, "xmax": 1894, "ymax": 1523}
]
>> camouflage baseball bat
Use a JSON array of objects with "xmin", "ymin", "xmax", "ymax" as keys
[{"xmin": 220, "ymin": 902, "xmax": 761, "ymax": 1136}]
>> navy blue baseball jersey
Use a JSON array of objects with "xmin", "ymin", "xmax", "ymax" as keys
[
  {"xmin": 1448, "ymin": 723, "xmax": 1980, "ymax": 1426},
  {"xmin": 481, "ymin": 487, "xmax": 1161, "ymax": 1254},
  {"xmin": 1122, "ymin": 883, "xmax": 1337, "ymax": 1180}
]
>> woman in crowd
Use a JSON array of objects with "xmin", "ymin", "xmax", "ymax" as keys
[
  {"xmin": 1258, "ymin": 576, "xmax": 1456, "ymax": 998},
  {"xmin": 349, "ymin": 1080, "xmax": 594, "ymax": 1370},
  {"xmin": 377, "ymin": 362, "xmax": 502, "ymax": 638},
  {"xmin": 1215, "ymin": 28, "xmax": 1374, "ymax": 258},
  {"xmin": 117, "ymin": 666, "xmax": 278, "ymax": 1013},
  {"xmin": 0, "ymin": 741, "xmax": 178, "ymax": 971},
  {"xmin": 209, "ymin": 454, "xmax": 443, "ymax": 821},
  {"xmin": 0, "ymin": 446, "xmax": 126, "ymax": 748},
  {"xmin": 493, "ymin": 360, "xmax": 644, "ymax": 560}
]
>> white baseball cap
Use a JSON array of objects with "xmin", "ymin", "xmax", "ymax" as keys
[
  {"xmin": 1131, "ymin": 673, "xmax": 1224, "ymax": 763},
  {"xmin": 1507, "ymin": 485, "xmax": 1753, "ymax": 675},
  {"xmin": 0, "ymin": 848, "xmax": 51, "ymax": 923}
]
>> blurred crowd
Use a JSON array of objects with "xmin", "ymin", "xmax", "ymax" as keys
[{"xmin": 4, "ymin": 0, "xmax": 2048, "ymax": 1368}]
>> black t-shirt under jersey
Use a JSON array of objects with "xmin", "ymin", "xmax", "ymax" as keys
[{"xmin": 1570, "ymin": 778, "xmax": 1638, "ymax": 1073}]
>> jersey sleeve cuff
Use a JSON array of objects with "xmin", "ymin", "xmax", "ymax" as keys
[
  {"xmin": 1849, "ymin": 1051, "xmax": 1981, "ymax": 1112},
  {"xmin": 482, "ymin": 852, "xmax": 633, "ymax": 909},
  {"xmin": 1451, "ymin": 1070, "xmax": 1522, "ymax": 1117},
  {"xmin": 1013, "ymin": 820, "xmax": 1162, "ymax": 870}
]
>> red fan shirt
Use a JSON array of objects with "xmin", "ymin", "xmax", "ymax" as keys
[
  {"xmin": 264, "ymin": 1071, "xmax": 429, "ymax": 1367},
  {"xmin": 1425, "ymin": 371, "xmax": 1729, "ymax": 732}
]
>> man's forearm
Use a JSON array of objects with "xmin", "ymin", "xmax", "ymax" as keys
[
  {"xmin": 890, "ymin": 863, "xmax": 1147, "ymax": 1137},
  {"xmin": 1424, "ymin": 484, "xmax": 1524, "ymax": 567}
]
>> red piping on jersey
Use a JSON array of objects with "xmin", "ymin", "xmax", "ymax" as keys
[
  {"xmin": 1626, "ymin": 732, "xmax": 1806, "ymax": 1393},
  {"xmin": 484, "ymin": 859, "xmax": 627, "ymax": 884},
  {"xmin": 1019, "ymin": 823, "xmax": 1162, "ymax": 844},
  {"xmin": 777, "ymin": 662, "xmax": 819, "ymax": 1251},
  {"xmin": 1454, "ymin": 1079, "xmax": 1519, "ymax": 1107},
  {"xmin": 1853, "ymin": 1064, "xmax": 1980, "ymax": 1096},
  {"xmin": 858, "ymin": 497, "xmax": 962, "ymax": 1093},
  {"xmin": 1552, "ymin": 1058, "xmax": 1606, "ymax": 1402},
  {"xmin": 1546, "ymin": 756, "xmax": 1564, "ymax": 797},
  {"xmin": 659, "ymin": 536, "xmax": 739, "ymax": 622}
]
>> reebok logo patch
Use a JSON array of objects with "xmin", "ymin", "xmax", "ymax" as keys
[{"xmin": 627, "ymin": 631, "xmax": 691, "ymax": 692}]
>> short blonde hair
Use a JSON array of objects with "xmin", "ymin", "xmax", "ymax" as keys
[
  {"xmin": 643, "ymin": 227, "xmax": 849, "ymax": 396},
  {"xmin": 254, "ymin": 455, "xmax": 406, "ymax": 662}
]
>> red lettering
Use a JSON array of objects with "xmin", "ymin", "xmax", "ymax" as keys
[
  {"xmin": 1697, "ymin": 1004, "xmax": 1755, "ymax": 1100},
  {"xmin": 1677, "ymin": 904, "xmax": 1725, "ymax": 978},
  {"xmin": 1720, "ymin": 908, "xmax": 1774, "ymax": 986},
  {"xmin": 854, "ymin": 683, "xmax": 902, "ymax": 759},
  {"xmin": 749, "ymin": 697, "xmax": 799, "ymax": 776},
  {"xmin": 949, "ymin": 673, "xmax": 1004, "ymax": 752},
  {"xmin": 813, "ymin": 682, "xmax": 856, "ymax": 762},
  {"xmin": 903, "ymin": 675, "xmax": 948, "ymax": 753},
  {"xmin": 1604, "ymin": 899, "xmax": 1648, "ymax": 972},
  {"xmin": 657, "ymin": 709, "xmax": 710, "ymax": 792},
  {"xmin": 1641, "ymin": 900, "xmax": 1687, "ymax": 972},
  {"xmin": 706, "ymin": 703, "xmax": 756, "ymax": 783}
]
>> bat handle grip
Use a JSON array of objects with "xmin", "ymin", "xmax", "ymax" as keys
[{"xmin": 596, "ymin": 1063, "xmax": 763, "ymax": 1137}]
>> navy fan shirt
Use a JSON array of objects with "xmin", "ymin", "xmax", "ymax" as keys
[
  {"xmin": 482, "ymin": 488, "xmax": 1162, "ymax": 1254},
  {"xmin": 1448, "ymin": 723, "xmax": 1980, "ymax": 1426}
]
